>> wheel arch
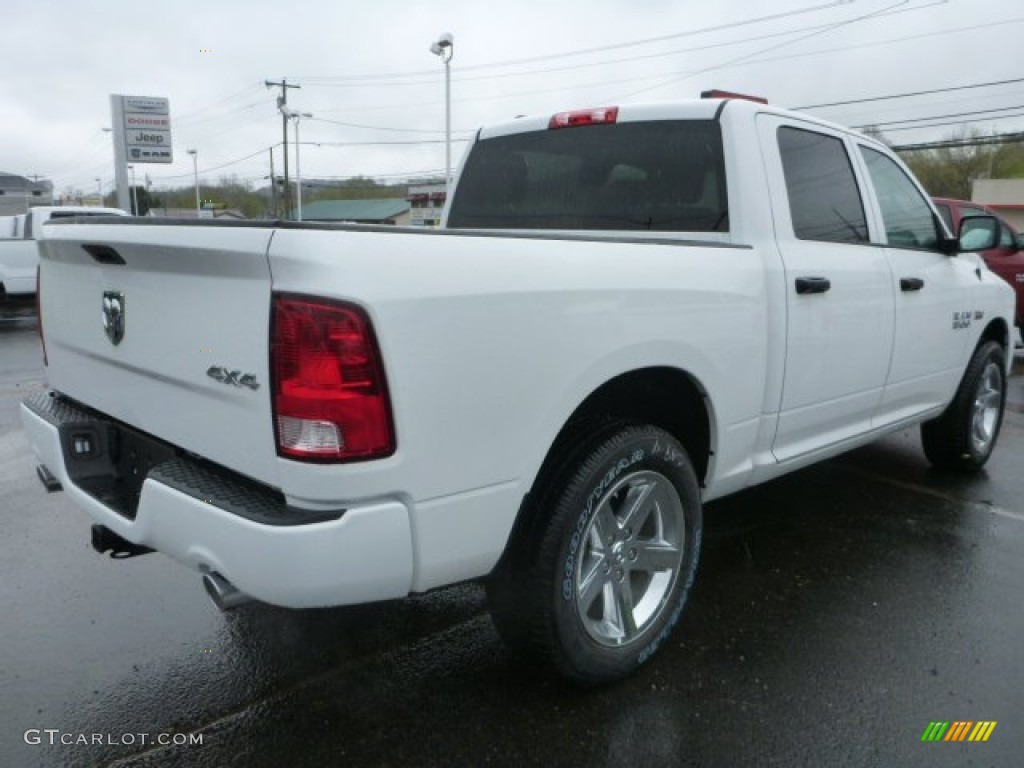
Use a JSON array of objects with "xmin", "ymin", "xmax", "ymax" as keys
[
  {"xmin": 977, "ymin": 317, "xmax": 1011, "ymax": 371},
  {"xmin": 498, "ymin": 366, "xmax": 714, "ymax": 567}
]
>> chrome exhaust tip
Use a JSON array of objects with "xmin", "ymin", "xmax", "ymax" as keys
[{"xmin": 202, "ymin": 571, "xmax": 252, "ymax": 611}]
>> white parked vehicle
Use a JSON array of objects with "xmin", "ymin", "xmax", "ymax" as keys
[
  {"xmin": 21, "ymin": 95, "xmax": 1014, "ymax": 683},
  {"xmin": 0, "ymin": 206, "xmax": 127, "ymax": 302}
]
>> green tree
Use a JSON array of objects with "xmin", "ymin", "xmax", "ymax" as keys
[
  {"xmin": 146, "ymin": 176, "xmax": 413, "ymax": 219},
  {"xmin": 900, "ymin": 128, "xmax": 1024, "ymax": 199},
  {"xmin": 129, "ymin": 186, "xmax": 158, "ymax": 215},
  {"xmin": 860, "ymin": 125, "xmax": 891, "ymax": 147}
]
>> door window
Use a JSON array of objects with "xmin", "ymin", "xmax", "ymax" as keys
[
  {"xmin": 998, "ymin": 219, "xmax": 1016, "ymax": 248},
  {"xmin": 777, "ymin": 126, "xmax": 868, "ymax": 245},
  {"xmin": 860, "ymin": 147, "xmax": 940, "ymax": 251}
]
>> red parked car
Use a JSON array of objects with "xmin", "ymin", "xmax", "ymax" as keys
[{"xmin": 933, "ymin": 197, "xmax": 1024, "ymax": 337}]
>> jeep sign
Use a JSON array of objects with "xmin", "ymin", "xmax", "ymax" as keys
[{"xmin": 111, "ymin": 95, "xmax": 173, "ymax": 164}]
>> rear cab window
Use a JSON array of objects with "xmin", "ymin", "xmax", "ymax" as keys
[{"xmin": 447, "ymin": 120, "xmax": 728, "ymax": 232}]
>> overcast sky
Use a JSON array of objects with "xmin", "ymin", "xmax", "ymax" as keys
[{"xmin": 2, "ymin": 0, "xmax": 1021, "ymax": 197}]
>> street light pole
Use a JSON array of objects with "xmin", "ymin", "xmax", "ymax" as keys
[
  {"xmin": 281, "ymin": 109, "xmax": 312, "ymax": 221},
  {"xmin": 430, "ymin": 33, "xmax": 454, "ymax": 193},
  {"xmin": 187, "ymin": 149, "xmax": 200, "ymax": 215},
  {"xmin": 95, "ymin": 178, "xmax": 103, "ymax": 206}
]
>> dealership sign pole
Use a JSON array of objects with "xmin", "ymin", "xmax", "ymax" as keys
[{"xmin": 110, "ymin": 95, "xmax": 173, "ymax": 213}]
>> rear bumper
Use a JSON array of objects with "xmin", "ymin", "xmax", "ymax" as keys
[{"xmin": 20, "ymin": 392, "xmax": 414, "ymax": 608}]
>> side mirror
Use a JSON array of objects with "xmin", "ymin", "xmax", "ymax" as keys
[{"xmin": 957, "ymin": 214, "xmax": 999, "ymax": 253}]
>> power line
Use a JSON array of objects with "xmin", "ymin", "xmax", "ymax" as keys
[
  {"xmin": 172, "ymin": 82, "xmax": 265, "ymax": 122},
  {"xmin": 300, "ymin": 1, "xmax": 951, "ymax": 91},
  {"xmin": 310, "ymin": 139, "xmax": 470, "ymax": 147},
  {"xmin": 175, "ymin": 100, "xmax": 268, "ymax": 128},
  {"xmin": 309, "ymin": 116, "xmax": 474, "ymax": 136},
  {"xmin": 302, "ymin": 15, "xmax": 1022, "ymax": 117},
  {"xmin": 294, "ymin": 0, "xmax": 857, "ymax": 84},
  {"xmin": 853, "ymin": 104, "xmax": 1024, "ymax": 130},
  {"xmin": 796, "ymin": 76, "xmax": 1024, "ymax": 110},
  {"xmin": 140, "ymin": 137, "xmax": 461, "ymax": 184},
  {"xmin": 616, "ymin": 0, "xmax": 912, "ymax": 101},
  {"xmin": 301, "ymin": 5, "xmax": 979, "ymax": 115},
  {"xmin": 892, "ymin": 131, "xmax": 1024, "ymax": 152},
  {"xmin": 146, "ymin": 146, "xmax": 275, "ymax": 182},
  {"xmin": 874, "ymin": 112, "xmax": 1024, "ymax": 134}
]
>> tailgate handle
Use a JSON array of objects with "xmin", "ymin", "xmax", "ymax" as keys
[
  {"xmin": 82, "ymin": 244, "xmax": 126, "ymax": 265},
  {"xmin": 795, "ymin": 276, "xmax": 831, "ymax": 295}
]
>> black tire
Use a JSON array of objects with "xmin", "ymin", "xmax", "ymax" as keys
[
  {"xmin": 921, "ymin": 340, "xmax": 1007, "ymax": 472},
  {"xmin": 488, "ymin": 423, "xmax": 702, "ymax": 685}
]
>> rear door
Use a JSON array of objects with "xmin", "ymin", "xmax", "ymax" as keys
[{"xmin": 757, "ymin": 116, "xmax": 894, "ymax": 462}]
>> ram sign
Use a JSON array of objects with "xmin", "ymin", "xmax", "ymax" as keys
[{"xmin": 111, "ymin": 95, "xmax": 173, "ymax": 164}]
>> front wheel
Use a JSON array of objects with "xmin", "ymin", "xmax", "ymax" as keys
[
  {"xmin": 488, "ymin": 424, "xmax": 702, "ymax": 685},
  {"xmin": 921, "ymin": 340, "xmax": 1007, "ymax": 472}
]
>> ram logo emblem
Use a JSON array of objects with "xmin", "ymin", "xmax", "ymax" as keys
[{"xmin": 102, "ymin": 291, "xmax": 126, "ymax": 346}]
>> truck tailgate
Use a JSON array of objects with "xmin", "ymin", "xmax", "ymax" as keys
[{"xmin": 37, "ymin": 222, "xmax": 279, "ymax": 486}]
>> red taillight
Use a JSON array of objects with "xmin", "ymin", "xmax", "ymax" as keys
[
  {"xmin": 271, "ymin": 295, "xmax": 395, "ymax": 462},
  {"xmin": 548, "ymin": 106, "xmax": 619, "ymax": 130},
  {"xmin": 36, "ymin": 265, "xmax": 47, "ymax": 366}
]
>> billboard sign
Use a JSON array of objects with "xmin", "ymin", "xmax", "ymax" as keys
[
  {"xmin": 110, "ymin": 94, "xmax": 173, "ymax": 212},
  {"xmin": 112, "ymin": 95, "xmax": 173, "ymax": 164}
]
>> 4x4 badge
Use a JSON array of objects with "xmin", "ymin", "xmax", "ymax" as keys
[
  {"xmin": 206, "ymin": 366, "xmax": 260, "ymax": 391},
  {"xmin": 102, "ymin": 291, "xmax": 125, "ymax": 346}
]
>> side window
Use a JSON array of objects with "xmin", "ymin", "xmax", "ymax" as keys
[
  {"xmin": 777, "ymin": 126, "xmax": 868, "ymax": 244},
  {"xmin": 860, "ymin": 147, "xmax": 940, "ymax": 251},
  {"xmin": 935, "ymin": 203, "xmax": 952, "ymax": 233},
  {"xmin": 998, "ymin": 219, "xmax": 1015, "ymax": 248}
]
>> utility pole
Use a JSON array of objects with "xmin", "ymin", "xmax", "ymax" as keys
[{"xmin": 265, "ymin": 79, "xmax": 300, "ymax": 215}]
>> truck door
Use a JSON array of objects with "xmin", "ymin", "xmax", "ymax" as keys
[
  {"xmin": 757, "ymin": 116, "xmax": 895, "ymax": 462},
  {"xmin": 854, "ymin": 144, "xmax": 974, "ymax": 423}
]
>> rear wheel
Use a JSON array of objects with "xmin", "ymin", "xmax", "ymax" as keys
[
  {"xmin": 488, "ymin": 423, "xmax": 702, "ymax": 685},
  {"xmin": 921, "ymin": 340, "xmax": 1007, "ymax": 472}
]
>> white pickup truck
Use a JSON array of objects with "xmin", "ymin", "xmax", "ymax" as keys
[
  {"xmin": 21, "ymin": 95, "xmax": 1015, "ymax": 684},
  {"xmin": 0, "ymin": 206, "xmax": 127, "ymax": 315}
]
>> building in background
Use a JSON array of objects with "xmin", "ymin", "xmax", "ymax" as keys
[
  {"xmin": 291, "ymin": 198, "xmax": 411, "ymax": 225},
  {"xmin": 0, "ymin": 173, "xmax": 54, "ymax": 215},
  {"xmin": 407, "ymin": 181, "xmax": 447, "ymax": 227},
  {"xmin": 146, "ymin": 206, "xmax": 247, "ymax": 220},
  {"xmin": 973, "ymin": 179, "xmax": 1024, "ymax": 231}
]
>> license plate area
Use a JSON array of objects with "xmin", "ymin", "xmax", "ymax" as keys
[{"xmin": 59, "ymin": 418, "xmax": 176, "ymax": 520}]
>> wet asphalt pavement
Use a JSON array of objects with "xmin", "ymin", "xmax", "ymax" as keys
[{"xmin": 2, "ymin": 315, "xmax": 1022, "ymax": 768}]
